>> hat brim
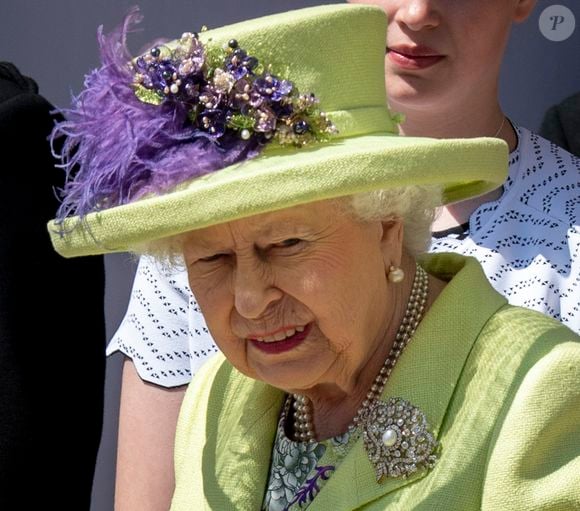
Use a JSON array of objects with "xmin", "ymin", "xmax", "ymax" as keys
[{"xmin": 48, "ymin": 133, "xmax": 507, "ymax": 257}]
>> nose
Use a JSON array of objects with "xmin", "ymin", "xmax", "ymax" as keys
[
  {"xmin": 394, "ymin": 0, "xmax": 441, "ymax": 31},
  {"xmin": 232, "ymin": 257, "xmax": 283, "ymax": 319}
]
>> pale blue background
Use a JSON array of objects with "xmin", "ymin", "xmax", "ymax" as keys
[{"xmin": 1, "ymin": 1, "xmax": 579, "ymax": 509}]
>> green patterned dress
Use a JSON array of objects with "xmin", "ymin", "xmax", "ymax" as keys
[{"xmin": 262, "ymin": 397, "xmax": 359, "ymax": 511}]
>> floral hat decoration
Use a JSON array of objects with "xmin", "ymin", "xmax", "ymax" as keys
[{"xmin": 48, "ymin": 4, "xmax": 508, "ymax": 257}]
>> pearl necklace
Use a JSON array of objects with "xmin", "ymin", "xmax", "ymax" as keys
[{"xmin": 291, "ymin": 264, "xmax": 429, "ymax": 443}]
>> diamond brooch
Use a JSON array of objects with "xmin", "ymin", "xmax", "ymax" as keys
[{"xmin": 360, "ymin": 397, "xmax": 438, "ymax": 482}]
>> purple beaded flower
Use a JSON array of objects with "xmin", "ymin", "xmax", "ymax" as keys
[{"xmin": 131, "ymin": 33, "xmax": 337, "ymax": 147}]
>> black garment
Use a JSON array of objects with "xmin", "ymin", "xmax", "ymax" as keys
[
  {"xmin": 431, "ymin": 222, "xmax": 470, "ymax": 241},
  {"xmin": 0, "ymin": 63, "xmax": 105, "ymax": 508},
  {"xmin": 539, "ymin": 91, "xmax": 580, "ymax": 157}
]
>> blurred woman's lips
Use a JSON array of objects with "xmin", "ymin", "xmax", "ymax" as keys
[
  {"xmin": 248, "ymin": 323, "xmax": 312, "ymax": 354},
  {"xmin": 387, "ymin": 45, "xmax": 445, "ymax": 70}
]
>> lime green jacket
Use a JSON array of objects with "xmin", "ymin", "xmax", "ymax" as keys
[{"xmin": 171, "ymin": 254, "xmax": 580, "ymax": 510}]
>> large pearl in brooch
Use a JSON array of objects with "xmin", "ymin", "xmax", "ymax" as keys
[{"xmin": 382, "ymin": 428, "xmax": 398, "ymax": 447}]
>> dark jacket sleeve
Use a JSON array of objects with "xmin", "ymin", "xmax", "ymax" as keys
[
  {"xmin": 0, "ymin": 62, "xmax": 106, "ymax": 509},
  {"xmin": 539, "ymin": 91, "xmax": 580, "ymax": 157}
]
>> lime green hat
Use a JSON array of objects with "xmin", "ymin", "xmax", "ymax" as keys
[{"xmin": 48, "ymin": 4, "xmax": 508, "ymax": 258}]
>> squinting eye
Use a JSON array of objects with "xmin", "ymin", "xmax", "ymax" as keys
[
  {"xmin": 275, "ymin": 238, "xmax": 302, "ymax": 248},
  {"xmin": 198, "ymin": 253, "xmax": 227, "ymax": 263}
]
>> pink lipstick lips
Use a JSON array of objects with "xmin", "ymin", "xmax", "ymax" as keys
[
  {"xmin": 248, "ymin": 323, "xmax": 312, "ymax": 354},
  {"xmin": 387, "ymin": 45, "xmax": 444, "ymax": 70}
]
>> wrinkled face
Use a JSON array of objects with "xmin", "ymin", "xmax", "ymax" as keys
[
  {"xmin": 182, "ymin": 200, "xmax": 403, "ymax": 392},
  {"xmin": 348, "ymin": 0, "xmax": 536, "ymax": 110}
]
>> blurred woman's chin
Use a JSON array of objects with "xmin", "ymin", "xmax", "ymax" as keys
[{"xmin": 388, "ymin": 77, "xmax": 441, "ymax": 107}]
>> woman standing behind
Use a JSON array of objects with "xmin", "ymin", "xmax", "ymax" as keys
[
  {"xmin": 355, "ymin": 0, "xmax": 579, "ymax": 329},
  {"xmin": 108, "ymin": 1, "xmax": 580, "ymax": 508}
]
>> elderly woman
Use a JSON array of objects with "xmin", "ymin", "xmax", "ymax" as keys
[{"xmin": 49, "ymin": 5, "xmax": 579, "ymax": 510}]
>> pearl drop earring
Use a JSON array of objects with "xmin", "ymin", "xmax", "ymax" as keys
[{"xmin": 388, "ymin": 265, "xmax": 404, "ymax": 283}]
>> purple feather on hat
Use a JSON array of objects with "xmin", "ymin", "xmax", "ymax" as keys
[
  {"xmin": 51, "ymin": 6, "xmax": 261, "ymax": 225},
  {"xmin": 51, "ymin": 7, "xmax": 338, "ymax": 231}
]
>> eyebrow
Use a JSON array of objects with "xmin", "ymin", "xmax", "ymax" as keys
[
  {"xmin": 253, "ymin": 219, "xmax": 311, "ymax": 238},
  {"xmin": 186, "ymin": 217, "xmax": 317, "ymax": 252}
]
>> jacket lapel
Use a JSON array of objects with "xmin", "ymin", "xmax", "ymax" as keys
[
  {"xmin": 208, "ymin": 366, "xmax": 286, "ymax": 511},
  {"xmin": 310, "ymin": 255, "xmax": 507, "ymax": 509}
]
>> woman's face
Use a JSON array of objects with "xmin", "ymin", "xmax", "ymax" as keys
[
  {"xmin": 348, "ymin": 0, "xmax": 536, "ymax": 110},
  {"xmin": 182, "ymin": 200, "xmax": 403, "ymax": 393}
]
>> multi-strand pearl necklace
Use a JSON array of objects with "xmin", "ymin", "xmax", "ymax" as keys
[{"xmin": 291, "ymin": 264, "xmax": 429, "ymax": 443}]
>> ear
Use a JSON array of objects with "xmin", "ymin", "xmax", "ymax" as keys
[
  {"xmin": 513, "ymin": 0, "xmax": 537, "ymax": 23},
  {"xmin": 379, "ymin": 219, "xmax": 404, "ymax": 271}
]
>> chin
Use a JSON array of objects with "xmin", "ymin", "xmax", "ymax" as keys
[
  {"xmin": 250, "ymin": 357, "xmax": 324, "ymax": 392},
  {"xmin": 388, "ymin": 77, "xmax": 447, "ymax": 111}
]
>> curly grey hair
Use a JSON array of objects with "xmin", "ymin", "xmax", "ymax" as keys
[{"xmin": 346, "ymin": 184, "xmax": 442, "ymax": 256}]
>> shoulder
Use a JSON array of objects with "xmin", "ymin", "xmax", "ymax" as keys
[
  {"xmin": 478, "ymin": 305, "xmax": 578, "ymax": 361},
  {"xmin": 0, "ymin": 62, "xmax": 56, "ymax": 143},
  {"xmin": 461, "ymin": 304, "xmax": 579, "ymax": 413},
  {"xmin": 509, "ymin": 126, "xmax": 579, "ymax": 226},
  {"xmin": 133, "ymin": 255, "xmax": 192, "ymax": 301},
  {"xmin": 0, "ymin": 62, "xmax": 41, "ymax": 107},
  {"xmin": 107, "ymin": 256, "xmax": 208, "ymax": 387},
  {"xmin": 540, "ymin": 92, "xmax": 580, "ymax": 156},
  {"xmin": 479, "ymin": 307, "xmax": 580, "ymax": 509},
  {"xmin": 475, "ymin": 305, "xmax": 580, "ymax": 438}
]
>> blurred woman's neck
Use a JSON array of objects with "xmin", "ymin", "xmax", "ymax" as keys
[
  {"xmin": 389, "ymin": 91, "xmax": 518, "ymax": 230},
  {"xmin": 390, "ymin": 92, "xmax": 517, "ymax": 152}
]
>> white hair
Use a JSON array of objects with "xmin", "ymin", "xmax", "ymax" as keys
[{"xmin": 344, "ymin": 184, "xmax": 442, "ymax": 257}]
